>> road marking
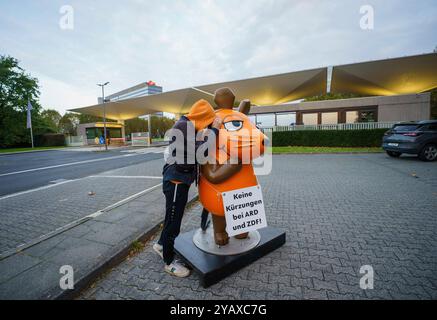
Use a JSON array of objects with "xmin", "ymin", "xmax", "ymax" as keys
[
  {"xmin": 89, "ymin": 175, "xmax": 162, "ymax": 179},
  {"xmin": 0, "ymin": 182, "xmax": 163, "ymax": 260},
  {"xmin": 121, "ymin": 147, "xmax": 165, "ymax": 154},
  {"xmin": 87, "ymin": 183, "xmax": 163, "ymax": 218},
  {"xmin": 0, "ymin": 153, "xmax": 138, "ymax": 177},
  {"xmin": 0, "ymin": 179, "xmax": 78, "ymax": 201}
]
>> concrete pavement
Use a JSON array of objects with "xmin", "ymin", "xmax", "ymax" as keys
[
  {"xmin": 79, "ymin": 154, "xmax": 437, "ymax": 300},
  {"xmin": 0, "ymin": 153, "xmax": 201, "ymax": 299}
]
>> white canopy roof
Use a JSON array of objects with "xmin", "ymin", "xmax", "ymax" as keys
[{"xmin": 69, "ymin": 53, "xmax": 437, "ymax": 121}]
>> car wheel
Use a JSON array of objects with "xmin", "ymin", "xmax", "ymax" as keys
[
  {"xmin": 386, "ymin": 151, "xmax": 401, "ymax": 158},
  {"xmin": 419, "ymin": 144, "xmax": 437, "ymax": 162}
]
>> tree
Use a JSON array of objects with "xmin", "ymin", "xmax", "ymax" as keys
[
  {"xmin": 125, "ymin": 117, "xmax": 148, "ymax": 135},
  {"xmin": 59, "ymin": 112, "xmax": 79, "ymax": 135},
  {"xmin": 304, "ymin": 92, "xmax": 363, "ymax": 102},
  {"xmin": 0, "ymin": 55, "xmax": 42, "ymax": 147},
  {"xmin": 41, "ymin": 109, "xmax": 62, "ymax": 132},
  {"xmin": 125, "ymin": 116, "xmax": 175, "ymax": 138}
]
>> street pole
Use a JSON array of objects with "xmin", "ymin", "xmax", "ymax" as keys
[
  {"xmin": 30, "ymin": 118, "xmax": 34, "ymax": 149},
  {"xmin": 148, "ymin": 114, "xmax": 152, "ymax": 146},
  {"xmin": 97, "ymin": 82, "xmax": 109, "ymax": 151},
  {"xmin": 27, "ymin": 97, "xmax": 34, "ymax": 148}
]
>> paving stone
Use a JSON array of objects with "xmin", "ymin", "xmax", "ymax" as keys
[
  {"xmin": 0, "ymin": 252, "xmax": 41, "ymax": 284},
  {"xmin": 78, "ymin": 154, "xmax": 437, "ymax": 300}
]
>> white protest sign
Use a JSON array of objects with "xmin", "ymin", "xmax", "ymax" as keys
[{"xmin": 222, "ymin": 185, "xmax": 267, "ymax": 237}]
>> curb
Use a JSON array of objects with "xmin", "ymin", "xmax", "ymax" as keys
[
  {"xmin": 272, "ymin": 151, "xmax": 384, "ymax": 155},
  {"xmin": 55, "ymin": 194, "xmax": 199, "ymax": 300},
  {"xmin": 0, "ymin": 148, "xmax": 68, "ymax": 156}
]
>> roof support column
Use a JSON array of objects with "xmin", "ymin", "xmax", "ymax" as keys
[
  {"xmin": 117, "ymin": 120, "xmax": 126, "ymax": 144},
  {"xmin": 327, "ymin": 66, "xmax": 333, "ymax": 93}
]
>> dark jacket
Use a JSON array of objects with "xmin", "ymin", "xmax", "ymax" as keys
[{"xmin": 162, "ymin": 116, "xmax": 218, "ymax": 185}]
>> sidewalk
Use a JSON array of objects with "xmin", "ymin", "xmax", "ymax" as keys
[
  {"xmin": 0, "ymin": 158, "xmax": 195, "ymax": 299},
  {"xmin": 79, "ymin": 154, "xmax": 437, "ymax": 300}
]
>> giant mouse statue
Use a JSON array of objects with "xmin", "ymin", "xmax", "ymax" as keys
[{"xmin": 199, "ymin": 87, "xmax": 268, "ymax": 246}]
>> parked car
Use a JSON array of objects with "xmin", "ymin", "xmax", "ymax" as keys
[{"xmin": 382, "ymin": 120, "xmax": 437, "ymax": 161}]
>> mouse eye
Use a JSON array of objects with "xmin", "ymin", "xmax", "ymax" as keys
[{"xmin": 224, "ymin": 120, "xmax": 243, "ymax": 132}]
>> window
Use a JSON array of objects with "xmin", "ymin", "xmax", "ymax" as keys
[
  {"xmin": 321, "ymin": 112, "xmax": 338, "ymax": 124},
  {"xmin": 302, "ymin": 113, "xmax": 318, "ymax": 125},
  {"xmin": 256, "ymin": 114, "xmax": 275, "ymax": 128},
  {"xmin": 346, "ymin": 111, "xmax": 358, "ymax": 123},
  {"xmin": 346, "ymin": 110, "xmax": 376, "ymax": 123},
  {"xmin": 86, "ymin": 128, "xmax": 100, "ymax": 139},
  {"xmin": 109, "ymin": 128, "xmax": 122, "ymax": 138},
  {"xmin": 393, "ymin": 124, "xmax": 421, "ymax": 132},
  {"xmin": 420, "ymin": 124, "xmax": 437, "ymax": 131},
  {"xmin": 276, "ymin": 113, "xmax": 296, "ymax": 126},
  {"xmin": 248, "ymin": 115, "xmax": 256, "ymax": 124}
]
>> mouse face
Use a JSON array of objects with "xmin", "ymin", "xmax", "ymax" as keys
[{"xmin": 215, "ymin": 108, "xmax": 267, "ymax": 162}]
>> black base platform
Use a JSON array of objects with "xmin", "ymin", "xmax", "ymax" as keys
[{"xmin": 174, "ymin": 227, "xmax": 286, "ymax": 287}]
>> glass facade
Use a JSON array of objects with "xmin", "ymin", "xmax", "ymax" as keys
[
  {"xmin": 346, "ymin": 110, "xmax": 376, "ymax": 123},
  {"xmin": 302, "ymin": 113, "xmax": 318, "ymax": 125},
  {"xmin": 276, "ymin": 113, "xmax": 296, "ymax": 126},
  {"xmin": 321, "ymin": 112, "xmax": 338, "ymax": 124},
  {"xmin": 248, "ymin": 107, "xmax": 377, "ymax": 127},
  {"xmin": 86, "ymin": 128, "xmax": 122, "ymax": 139},
  {"xmin": 256, "ymin": 114, "xmax": 275, "ymax": 127},
  {"xmin": 248, "ymin": 112, "xmax": 297, "ymax": 128}
]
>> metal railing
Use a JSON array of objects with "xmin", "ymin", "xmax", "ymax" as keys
[
  {"xmin": 131, "ymin": 132, "xmax": 150, "ymax": 147},
  {"xmin": 262, "ymin": 122, "xmax": 397, "ymax": 132}
]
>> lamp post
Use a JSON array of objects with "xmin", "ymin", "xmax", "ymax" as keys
[{"xmin": 97, "ymin": 82, "xmax": 110, "ymax": 151}]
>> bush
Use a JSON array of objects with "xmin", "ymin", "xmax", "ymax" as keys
[
  {"xmin": 34, "ymin": 133, "xmax": 66, "ymax": 147},
  {"xmin": 272, "ymin": 129, "xmax": 388, "ymax": 147}
]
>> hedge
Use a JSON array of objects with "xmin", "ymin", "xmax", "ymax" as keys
[
  {"xmin": 34, "ymin": 133, "xmax": 66, "ymax": 147},
  {"xmin": 272, "ymin": 129, "xmax": 387, "ymax": 147}
]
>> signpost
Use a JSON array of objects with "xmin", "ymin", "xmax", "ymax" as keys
[{"xmin": 222, "ymin": 185, "xmax": 267, "ymax": 237}]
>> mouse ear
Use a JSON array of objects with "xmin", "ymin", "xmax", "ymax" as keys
[{"xmin": 238, "ymin": 99, "xmax": 251, "ymax": 115}]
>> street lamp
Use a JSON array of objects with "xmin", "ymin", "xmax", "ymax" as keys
[{"xmin": 97, "ymin": 82, "xmax": 110, "ymax": 151}]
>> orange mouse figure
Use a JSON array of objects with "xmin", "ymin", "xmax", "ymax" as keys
[{"xmin": 199, "ymin": 88, "xmax": 268, "ymax": 246}]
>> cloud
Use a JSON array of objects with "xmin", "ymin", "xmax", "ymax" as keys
[{"xmin": 0, "ymin": 0, "xmax": 436, "ymax": 114}]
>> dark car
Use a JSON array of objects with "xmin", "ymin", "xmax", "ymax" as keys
[{"xmin": 382, "ymin": 120, "xmax": 437, "ymax": 161}]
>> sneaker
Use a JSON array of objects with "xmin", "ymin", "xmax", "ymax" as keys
[
  {"xmin": 165, "ymin": 261, "xmax": 191, "ymax": 278},
  {"xmin": 153, "ymin": 243, "xmax": 163, "ymax": 259}
]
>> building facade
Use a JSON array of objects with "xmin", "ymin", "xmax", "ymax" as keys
[
  {"xmin": 249, "ymin": 93, "xmax": 431, "ymax": 128},
  {"xmin": 99, "ymin": 81, "xmax": 162, "ymax": 103},
  {"xmin": 77, "ymin": 122, "xmax": 125, "ymax": 146}
]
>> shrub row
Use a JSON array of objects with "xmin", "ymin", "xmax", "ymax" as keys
[
  {"xmin": 272, "ymin": 129, "xmax": 387, "ymax": 147},
  {"xmin": 34, "ymin": 133, "xmax": 66, "ymax": 147}
]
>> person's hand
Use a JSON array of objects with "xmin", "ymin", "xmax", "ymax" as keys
[{"xmin": 211, "ymin": 116, "xmax": 223, "ymax": 130}]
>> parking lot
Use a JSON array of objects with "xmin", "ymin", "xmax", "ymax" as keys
[{"xmin": 80, "ymin": 153, "xmax": 437, "ymax": 300}]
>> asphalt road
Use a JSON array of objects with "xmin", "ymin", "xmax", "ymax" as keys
[{"xmin": 0, "ymin": 149, "xmax": 163, "ymax": 196}]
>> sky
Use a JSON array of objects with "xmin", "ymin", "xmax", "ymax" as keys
[{"xmin": 1, "ymin": 0, "xmax": 436, "ymax": 114}]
